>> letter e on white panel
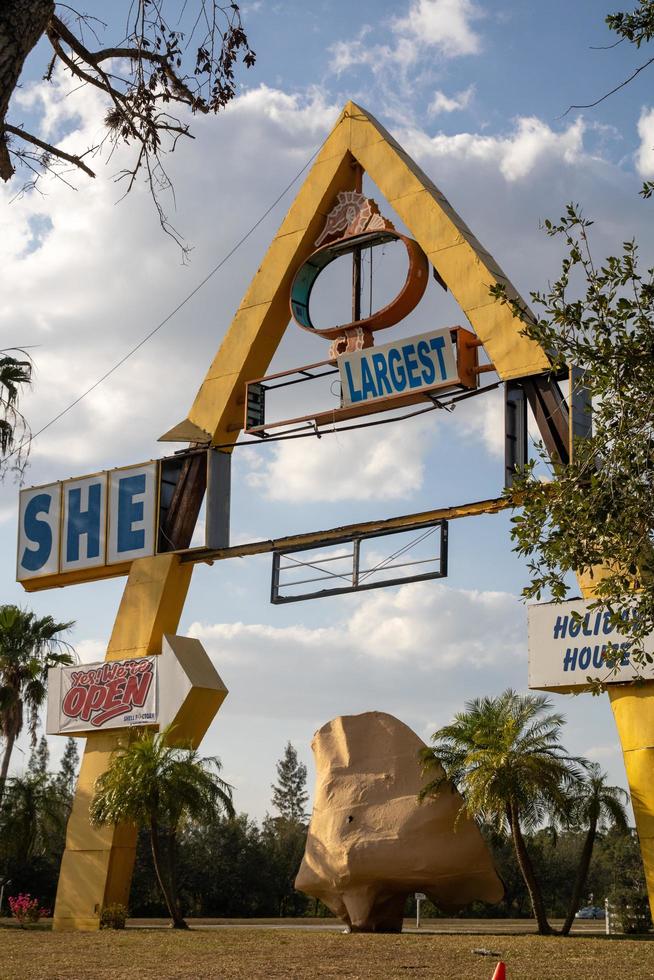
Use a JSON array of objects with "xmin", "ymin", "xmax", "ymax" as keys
[
  {"xmin": 60, "ymin": 475, "xmax": 107, "ymax": 572},
  {"xmin": 17, "ymin": 483, "xmax": 61, "ymax": 581},
  {"xmin": 107, "ymin": 463, "xmax": 157, "ymax": 564}
]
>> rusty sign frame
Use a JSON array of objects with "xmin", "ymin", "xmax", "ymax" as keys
[
  {"xmin": 270, "ymin": 519, "xmax": 448, "ymax": 604},
  {"xmin": 243, "ymin": 327, "xmax": 482, "ymax": 438}
]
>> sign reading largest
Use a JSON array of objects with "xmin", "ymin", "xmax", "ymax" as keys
[
  {"xmin": 339, "ymin": 327, "xmax": 458, "ymax": 408},
  {"xmin": 17, "ymin": 462, "xmax": 157, "ymax": 583},
  {"xmin": 528, "ymin": 598, "xmax": 654, "ymax": 691}
]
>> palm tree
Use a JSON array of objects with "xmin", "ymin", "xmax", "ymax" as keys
[
  {"xmin": 0, "ymin": 606, "xmax": 74, "ymax": 804},
  {"xmin": 559, "ymin": 762, "xmax": 629, "ymax": 935},
  {"xmin": 419, "ymin": 689, "xmax": 583, "ymax": 935},
  {"xmin": 0, "ymin": 349, "xmax": 32, "ymax": 472},
  {"xmin": 90, "ymin": 728, "xmax": 234, "ymax": 928},
  {"xmin": 0, "ymin": 769, "xmax": 68, "ymax": 863}
]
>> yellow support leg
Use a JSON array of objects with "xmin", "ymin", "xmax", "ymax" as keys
[
  {"xmin": 607, "ymin": 686, "xmax": 654, "ymax": 917},
  {"xmin": 578, "ymin": 573, "xmax": 654, "ymax": 920},
  {"xmin": 52, "ymin": 553, "xmax": 196, "ymax": 931}
]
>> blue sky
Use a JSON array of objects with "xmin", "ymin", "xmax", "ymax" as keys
[{"xmin": 3, "ymin": 0, "xmax": 654, "ymax": 821}]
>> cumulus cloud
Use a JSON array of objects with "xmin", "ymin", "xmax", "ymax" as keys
[
  {"xmin": 636, "ymin": 106, "xmax": 654, "ymax": 177},
  {"xmin": 393, "ymin": 0, "xmax": 482, "ymax": 59},
  {"xmin": 246, "ymin": 416, "xmax": 433, "ymax": 502},
  {"xmin": 0, "ymin": 77, "xmax": 339, "ymax": 483},
  {"xmin": 404, "ymin": 116, "xmax": 586, "ymax": 182},
  {"xmin": 329, "ymin": 0, "xmax": 482, "ymax": 79},
  {"xmin": 429, "ymin": 85, "xmax": 475, "ymax": 115},
  {"xmin": 189, "ymin": 580, "xmax": 525, "ymax": 671}
]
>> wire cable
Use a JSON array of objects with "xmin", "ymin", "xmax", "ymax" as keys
[
  {"xmin": 1, "ymin": 141, "xmax": 326, "ymax": 467},
  {"xmin": 213, "ymin": 379, "xmax": 503, "ymax": 450}
]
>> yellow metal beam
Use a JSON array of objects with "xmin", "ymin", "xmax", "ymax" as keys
[
  {"xmin": 161, "ymin": 100, "xmax": 549, "ymax": 449},
  {"xmin": 181, "ymin": 495, "xmax": 511, "ymax": 566},
  {"xmin": 577, "ymin": 571, "xmax": 654, "ymax": 920},
  {"xmin": 52, "ymin": 554, "xmax": 202, "ymax": 932}
]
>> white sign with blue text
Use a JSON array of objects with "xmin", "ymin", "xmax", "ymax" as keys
[
  {"xmin": 338, "ymin": 327, "xmax": 458, "ymax": 408},
  {"xmin": 17, "ymin": 462, "xmax": 157, "ymax": 582},
  {"xmin": 528, "ymin": 598, "xmax": 654, "ymax": 691}
]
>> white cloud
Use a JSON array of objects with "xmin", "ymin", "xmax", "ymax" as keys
[
  {"xmin": 75, "ymin": 638, "xmax": 107, "ymax": 663},
  {"xmin": 636, "ymin": 106, "xmax": 654, "ymax": 178},
  {"xmin": 454, "ymin": 385, "xmax": 504, "ymax": 458},
  {"xmin": 0, "ymin": 77, "xmax": 339, "ymax": 481},
  {"xmin": 329, "ymin": 0, "xmax": 482, "ymax": 79},
  {"xmin": 189, "ymin": 580, "xmax": 525, "ymax": 670},
  {"xmin": 394, "ymin": 0, "xmax": 482, "ymax": 59},
  {"xmin": 403, "ymin": 116, "xmax": 586, "ymax": 182},
  {"xmin": 246, "ymin": 416, "xmax": 433, "ymax": 502},
  {"xmin": 429, "ymin": 85, "xmax": 475, "ymax": 115}
]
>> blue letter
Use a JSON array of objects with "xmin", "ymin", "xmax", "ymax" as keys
[
  {"xmin": 401, "ymin": 344, "xmax": 421, "ymax": 388},
  {"xmin": 388, "ymin": 349, "xmax": 407, "ymax": 391},
  {"xmin": 552, "ymin": 615, "xmax": 567, "ymax": 640},
  {"xmin": 371, "ymin": 353, "xmax": 392, "ymax": 395},
  {"xmin": 429, "ymin": 336, "xmax": 448, "ymax": 379},
  {"xmin": 417, "ymin": 340, "xmax": 436, "ymax": 385},
  {"xmin": 360, "ymin": 358, "xmax": 378, "ymax": 400},
  {"xmin": 569, "ymin": 616, "xmax": 581, "ymax": 638},
  {"xmin": 22, "ymin": 494, "xmax": 53, "ymax": 572},
  {"xmin": 563, "ymin": 647, "xmax": 577, "ymax": 672},
  {"xmin": 343, "ymin": 361, "xmax": 363, "ymax": 403},
  {"xmin": 117, "ymin": 474, "xmax": 146, "ymax": 553},
  {"xmin": 66, "ymin": 484, "xmax": 102, "ymax": 562}
]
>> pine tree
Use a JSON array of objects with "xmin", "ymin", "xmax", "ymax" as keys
[
  {"xmin": 57, "ymin": 738, "xmax": 79, "ymax": 796},
  {"xmin": 26, "ymin": 735, "xmax": 49, "ymax": 777},
  {"xmin": 271, "ymin": 742, "xmax": 308, "ymax": 825}
]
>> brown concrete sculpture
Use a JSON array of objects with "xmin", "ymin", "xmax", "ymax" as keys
[{"xmin": 295, "ymin": 711, "xmax": 503, "ymax": 932}]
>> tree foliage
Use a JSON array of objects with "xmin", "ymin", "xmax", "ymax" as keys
[
  {"xmin": 90, "ymin": 728, "xmax": 233, "ymax": 928},
  {"xmin": 271, "ymin": 742, "xmax": 308, "ymax": 824},
  {"xmin": 420, "ymin": 690, "xmax": 587, "ymax": 936},
  {"xmin": 0, "ymin": 1, "xmax": 255, "ymax": 250},
  {"xmin": 492, "ymin": 205, "xmax": 654, "ymax": 668},
  {"xmin": 0, "ymin": 605, "xmax": 74, "ymax": 805},
  {"xmin": 0, "ymin": 350, "xmax": 32, "ymax": 476},
  {"xmin": 0, "ymin": 735, "xmax": 79, "ymax": 906}
]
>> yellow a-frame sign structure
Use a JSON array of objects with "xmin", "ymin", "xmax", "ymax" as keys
[{"xmin": 48, "ymin": 101, "xmax": 654, "ymax": 929}]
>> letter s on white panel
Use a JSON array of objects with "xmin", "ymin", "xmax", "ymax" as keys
[{"xmin": 17, "ymin": 483, "xmax": 61, "ymax": 581}]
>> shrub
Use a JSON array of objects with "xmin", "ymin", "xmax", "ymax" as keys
[
  {"xmin": 609, "ymin": 886, "xmax": 652, "ymax": 934},
  {"xmin": 8, "ymin": 894, "xmax": 49, "ymax": 927},
  {"xmin": 100, "ymin": 903, "xmax": 128, "ymax": 929}
]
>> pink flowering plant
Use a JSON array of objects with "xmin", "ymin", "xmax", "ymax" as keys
[{"xmin": 8, "ymin": 894, "xmax": 49, "ymax": 927}]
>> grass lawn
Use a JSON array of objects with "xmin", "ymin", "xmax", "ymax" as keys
[{"xmin": 1, "ymin": 927, "xmax": 654, "ymax": 979}]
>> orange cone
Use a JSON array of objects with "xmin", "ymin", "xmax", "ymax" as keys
[{"xmin": 491, "ymin": 964, "xmax": 506, "ymax": 980}]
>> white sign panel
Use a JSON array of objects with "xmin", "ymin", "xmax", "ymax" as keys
[
  {"xmin": 17, "ymin": 482, "xmax": 61, "ymax": 580},
  {"xmin": 46, "ymin": 635, "xmax": 228, "ymax": 737},
  {"xmin": 339, "ymin": 327, "xmax": 458, "ymax": 408},
  {"xmin": 528, "ymin": 598, "xmax": 654, "ymax": 691},
  {"xmin": 60, "ymin": 474, "xmax": 107, "ymax": 573},
  {"xmin": 17, "ymin": 460, "xmax": 158, "ymax": 582},
  {"xmin": 107, "ymin": 463, "xmax": 157, "ymax": 565},
  {"xmin": 47, "ymin": 656, "xmax": 158, "ymax": 734}
]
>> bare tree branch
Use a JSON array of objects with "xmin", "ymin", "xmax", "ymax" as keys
[
  {"xmin": 561, "ymin": 55, "xmax": 654, "ymax": 116},
  {"xmin": 0, "ymin": 1, "xmax": 256, "ymax": 253},
  {"xmin": 4, "ymin": 124, "xmax": 96, "ymax": 177}
]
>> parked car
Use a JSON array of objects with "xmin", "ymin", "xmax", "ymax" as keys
[{"xmin": 575, "ymin": 906, "xmax": 605, "ymax": 919}]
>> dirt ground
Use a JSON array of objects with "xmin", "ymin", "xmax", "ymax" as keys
[{"xmin": 2, "ymin": 925, "xmax": 654, "ymax": 980}]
